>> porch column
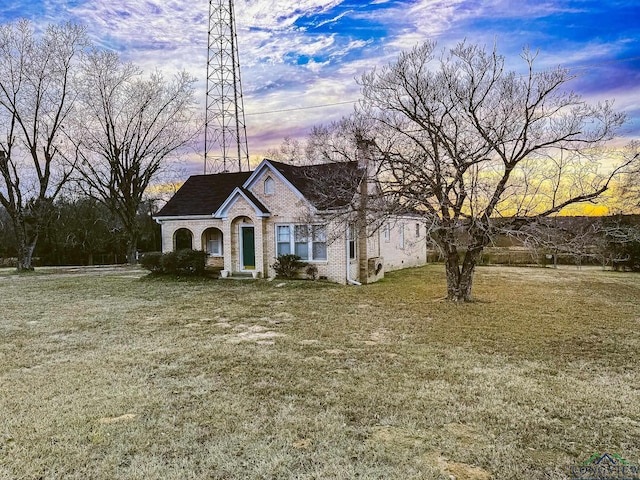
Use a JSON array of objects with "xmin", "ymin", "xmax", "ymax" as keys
[
  {"xmin": 255, "ymin": 217, "xmax": 265, "ymax": 277},
  {"xmin": 192, "ymin": 227, "xmax": 203, "ymax": 251},
  {"xmin": 222, "ymin": 220, "xmax": 233, "ymax": 272}
]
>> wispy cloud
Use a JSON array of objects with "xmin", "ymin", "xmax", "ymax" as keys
[{"xmin": 1, "ymin": 0, "xmax": 638, "ymax": 173}]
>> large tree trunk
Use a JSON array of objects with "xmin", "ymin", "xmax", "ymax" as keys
[
  {"xmin": 121, "ymin": 216, "xmax": 140, "ymax": 265},
  {"xmin": 126, "ymin": 238, "xmax": 138, "ymax": 265},
  {"xmin": 9, "ymin": 212, "xmax": 38, "ymax": 272},
  {"xmin": 15, "ymin": 232, "xmax": 37, "ymax": 271},
  {"xmin": 444, "ymin": 247, "xmax": 482, "ymax": 302}
]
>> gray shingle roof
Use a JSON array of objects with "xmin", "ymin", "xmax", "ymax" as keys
[
  {"xmin": 156, "ymin": 171, "xmax": 252, "ymax": 217},
  {"xmin": 268, "ymin": 160, "xmax": 363, "ymax": 210},
  {"xmin": 155, "ymin": 160, "xmax": 363, "ymax": 217}
]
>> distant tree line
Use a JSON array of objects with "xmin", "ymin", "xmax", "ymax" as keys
[
  {"xmin": 498, "ymin": 215, "xmax": 640, "ymax": 270},
  {"xmin": 0, "ymin": 198, "xmax": 161, "ymax": 267},
  {"xmin": 416, "ymin": 215, "xmax": 640, "ymax": 271}
]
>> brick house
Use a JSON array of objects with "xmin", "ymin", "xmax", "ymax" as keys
[{"xmin": 153, "ymin": 158, "xmax": 428, "ymax": 283}]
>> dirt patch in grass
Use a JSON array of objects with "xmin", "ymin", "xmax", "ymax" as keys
[
  {"xmin": 226, "ymin": 328, "xmax": 285, "ymax": 344},
  {"xmin": 0, "ymin": 264, "xmax": 638, "ymax": 479},
  {"xmin": 441, "ymin": 460, "xmax": 492, "ymax": 480}
]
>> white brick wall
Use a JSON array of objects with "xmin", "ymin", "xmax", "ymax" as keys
[
  {"xmin": 379, "ymin": 218, "xmax": 428, "ymax": 271},
  {"xmin": 251, "ymin": 170, "xmax": 352, "ymax": 282}
]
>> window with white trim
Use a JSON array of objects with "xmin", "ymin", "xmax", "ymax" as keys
[
  {"xmin": 264, "ymin": 176, "xmax": 275, "ymax": 195},
  {"xmin": 277, "ymin": 225, "xmax": 291, "ymax": 256},
  {"xmin": 399, "ymin": 223, "xmax": 405, "ymax": 249},
  {"xmin": 415, "ymin": 222, "xmax": 420, "ymax": 238},
  {"xmin": 383, "ymin": 224, "xmax": 390, "ymax": 243},
  {"xmin": 204, "ymin": 229, "xmax": 223, "ymax": 256},
  {"xmin": 276, "ymin": 224, "xmax": 327, "ymax": 261},
  {"xmin": 348, "ymin": 224, "xmax": 356, "ymax": 260},
  {"xmin": 312, "ymin": 225, "xmax": 327, "ymax": 260}
]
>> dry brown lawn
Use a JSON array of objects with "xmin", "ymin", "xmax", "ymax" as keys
[{"xmin": 0, "ymin": 264, "xmax": 638, "ymax": 479}]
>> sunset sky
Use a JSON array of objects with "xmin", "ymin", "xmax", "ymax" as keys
[{"xmin": 3, "ymin": 0, "xmax": 639, "ymax": 175}]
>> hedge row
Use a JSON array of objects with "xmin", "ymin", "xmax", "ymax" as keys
[{"xmin": 140, "ymin": 249, "xmax": 207, "ymax": 276}]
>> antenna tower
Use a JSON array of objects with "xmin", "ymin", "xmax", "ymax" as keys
[{"xmin": 205, "ymin": 0, "xmax": 250, "ymax": 173}]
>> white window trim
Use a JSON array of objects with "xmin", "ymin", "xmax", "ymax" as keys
[
  {"xmin": 264, "ymin": 176, "xmax": 275, "ymax": 195},
  {"xmin": 205, "ymin": 230, "xmax": 223, "ymax": 257},
  {"xmin": 348, "ymin": 224, "xmax": 357, "ymax": 261},
  {"xmin": 275, "ymin": 223, "xmax": 327, "ymax": 262},
  {"xmin": 207, "ymin": 240, "xmax": 223, "ymax": 257}
]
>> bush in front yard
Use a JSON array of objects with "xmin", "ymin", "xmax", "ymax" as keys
[
  {"xmin": 271, "ymin": 254, "xmax": 307, "ymax": 279},
  {"xmin": 140, "ymin": 252, "xmax": 163, "ymax": 273},
  {"xmin": 140, "ymin": 250, "xmax": 207, "ymax": 276},
  {"xmin": 174, "ymin": 249, "xmax": 207, "ymax": 275},
  {"xmin": 159, "ymin": 251, "xmax": 179, "ymax": 274}
]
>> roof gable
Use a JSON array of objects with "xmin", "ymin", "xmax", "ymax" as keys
[
  {"xmin": 245, "ymin": 159, "xmax": 363, "ymax": 210},
  {"xmin": 243, "ymin": 159, "xmax": 307, "ymax": 203},
  {"xmin": 215, "ymin": 187, "xmax": 270, "ymax": 219}
]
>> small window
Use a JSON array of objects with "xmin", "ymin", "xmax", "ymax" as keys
[
  {"xmin": 277, "ymin": 225, "xmax": 291, "ymax": 256},
  {"xmin": 204, "ymin": 229, "xmax": 223, "ymax": 256},
  {"xmin": 312, "ymin": 225, "xmax": 327, "ymax": 261},
  {"xmin": 294, "ymin": 225, "xmax": 309, "ymax": 259},
  {"xmin": 348, "ymin": 224, "xmax": 356, "ymax": 260},
  {"xmin": 383, "ymin": 224, "xmax": 390, "ymax": 243},
  {"xmin": 264, "ymin": 176, "xmax": 275, "ymax": 195},
  {"xmin": 416, "ymin": 223, "xmax": 420, "ymax": 238},
  {"xmin": 399, "ymin": 224, "xmax": 405, "ymax": 250}
]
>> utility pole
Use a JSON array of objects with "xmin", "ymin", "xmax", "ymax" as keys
[{"xmin": 205, "ymin": 0, "xmax": 250, "ymax": 173}]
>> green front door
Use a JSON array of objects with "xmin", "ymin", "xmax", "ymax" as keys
[{"xmin": 241, "ymin": 226, "xmax": 255, "ymax": 270}]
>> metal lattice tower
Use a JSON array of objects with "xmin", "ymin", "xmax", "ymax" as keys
[{"xmin": 205, "ymin": 0, "xmax": 250, "ymax": 173}]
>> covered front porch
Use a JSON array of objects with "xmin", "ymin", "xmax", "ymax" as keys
[{"xmin": 160, "ymin": 213, "xmax": 268, "ymax": 279}]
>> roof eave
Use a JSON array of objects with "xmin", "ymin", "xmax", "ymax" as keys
[{"xmin": 153, "ymin": 214, "xmax": 216, "ymax": 224}]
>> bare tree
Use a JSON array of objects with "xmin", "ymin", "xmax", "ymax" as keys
[
  {"xmin": 0, "ymin": 20, "xmax": 89, "ymax": 270},
  {"xmin": 71, "ymin": 50, "xmax": 198, "ymax": 263},
  {"xmin": 620, "ymin": 141, "xmax": 640, "ymax": 208},
  {"xmin": 516, "ymin": 217, "xmax": 603, "ymax": 268},
  {"xmin": 601, "ymin": 215, "xmax": 640, "ymax": 271},
  {"xmin": 265, "ymin": 136, "xmax": 306, "ymax": 164},
  {"xmin": 356, "ymin": 40, "xmax": 635, "ymax": 301},
  {"xmin": 290, "ymin": 117, "xmax": 399, "ymax": 283}
]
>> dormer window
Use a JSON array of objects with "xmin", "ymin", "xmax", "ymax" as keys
[{"xmin": 264, "ymin": 176, "xmax": 275, "ymax": 195}]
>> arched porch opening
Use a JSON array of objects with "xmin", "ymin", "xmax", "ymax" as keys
[{"xmin": 174, "ymin": 228, "xmax": 193, "ymax": 250}]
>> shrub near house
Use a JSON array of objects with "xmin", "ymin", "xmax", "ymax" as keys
[
  {"xmin": 271, "ymin": 254, "xmax": 307, "ymax": 279},
  {"xmin": 141, "ymin": 250, "xmax": 207, "ymax": 276}
]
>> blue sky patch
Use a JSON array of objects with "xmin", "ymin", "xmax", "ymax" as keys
[{"xmin": 0, "ymin": 0, "xmax": 637, "ymax": 156}]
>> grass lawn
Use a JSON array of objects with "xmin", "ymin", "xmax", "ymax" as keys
[{"xmin": 0, "ymin": 264, "xmax": 638, "ymax": 479}]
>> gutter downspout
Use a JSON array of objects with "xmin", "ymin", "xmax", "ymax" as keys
[
  {"xmin": 346, "ymin": 228, "xmax": 362, "ymax": 286},
  {"xmin": 153, "ymin": 218, "xmax": 164, "ymax": 252}
]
